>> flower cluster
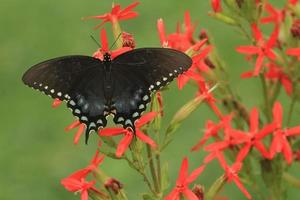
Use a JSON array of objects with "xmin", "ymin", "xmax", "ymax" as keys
[{"xmin": 54, "ymin": 1, "xmax": 300, "ymax": 200}]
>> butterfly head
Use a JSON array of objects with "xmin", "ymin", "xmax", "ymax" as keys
[{"xmin": 103, "ymin": 53, "xmax": 112, "ymax": 62}]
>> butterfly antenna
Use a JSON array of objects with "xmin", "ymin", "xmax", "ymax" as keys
[
  {"xmin": 90, "ymin": 35, "xmax": 101, "ymax": 48},
  {"xmin": 109, "ymin": 33, "xmax": 122, "ymax": 50}
]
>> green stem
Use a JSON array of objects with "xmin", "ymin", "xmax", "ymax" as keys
[
  {"xmin": 260, "ymin": 74, "xmax": 272, "ymax": 122},
  {"xmin": 111, "ymin": 18, "xmax": 123, "ymax": 48},
  {"xmin": 237, "ymin": 24, "xmax": 253, "ymax": 42},
  {"xmin": 89, "ymin": 190, "xmax": 109, "ymax": 200},
  {"xmin": 269, "ymin": 80, "xmax": 281, "ymax": 106},
  {"xmin": 155, "ymin": 152, "xmax": 162, "ymax": 191},
  {"xmin": 123, "ymin": 156, "xmax": 156, "ymax": 195},
  {"xmin": 286, "ymin": 95, "xmax": 296, "ymax": 126},
  {"xmin": 146, "ymin": 143, "xmax": 160, "ymax": 194}
]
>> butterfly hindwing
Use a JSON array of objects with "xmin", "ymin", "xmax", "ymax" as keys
[
  {"xmin": 111, "ymin": 48, "xmax": 192, "ymax": 129},
  {"xmin": 22, "ymin": 55, "xmax": 109, "ymax": 133},
  {"xmin": 111, "ymin": 68, "xmax": 151, "ymax": 130}
]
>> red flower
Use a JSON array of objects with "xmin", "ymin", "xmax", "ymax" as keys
[
  {"xmin": 211, "ymin": 0, "xmax": 222, "ymax": 12},
  {"xmin": 260, "ymin": 3, "xmax": 285, "ymax": 26},
  {"xmin": 122, "ymin": 32, "xmax": 136, "ymax": 48},
  {"xmin": 99, "ymin": 112, "xmax": 158, "ymax": 157},
  {"xmin": 61, "ymin": 177, "xmax": 105, "ymax": 200},
  {"xmin": 177, "ymin": 69, "xmax": 203, "ymax": 90},
  {"xmin": 70, "ymin": 150, "xmax": 105, "ymax": 180},
  {"xmin": 84, "ymin": 2, "xmax": 140, "ymax": 29},
  {"xmin": 231, "ymin": 108, "xmax": 276, "ymax": 162},
  {"xmin": 165, "ymin": 157, "xmax": 205, "ymax": 200},
  {"xmin": 157, "ymin": 18, "xmax": 168, "ymax": 47},
  {"xmin": 93, "ymin": 29, "xmax": 132, "ymax": 60},
  {"xmin": 157, "ymin": 11, "xmax": 196, "ymax": 51},
  {"xmin": 191, "ymin": 115, "xmax": 232, "ymax": 151},
  {"xmin": 196, "ymin": 81, "xmax": 223, "ymax": 119},
  {"xmin": 192, "ymin": 45, "xmax": 214, "ymax": 72},
  {"xmin": 270, "ymin": 102, "xmax": 300, "ymax": 164},
  {"xmin": 264, "ymin": 62, "xmax": 293, "ymax": 95},
  {"xmin": 204, "ymin": 119, "xmax": 247, "ymax": 163},
  {"xmin": 216, "ymin": 152, "xmax": 252, "ymax": 199},
  {"xmin": 286, "ymin": 48, "xmax": 300, "ymax": 60},
  {"xmin": 240, "ymin": 62, "xmax": 293, "ymax": 95},
  {"xmin": 177, "ymin": 41, "xmax": 211, "ymax": 90},
  {"xmin": 236, "ymin": 24, "xmax": 278, "ymax": 76},
  {"xmin": 289, "ymin": 0, "xmax": 298, "ymax": 5},
  {"xmin": 65, "ymin": 120, "xmax": 86, "ymax": 144},
  {"xmin": 156, "ymin": 91, "xmax": 164, "ymax": 116}
]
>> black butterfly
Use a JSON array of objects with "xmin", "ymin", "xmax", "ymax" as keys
[{"xmin": 22, "ymin": 48, "xmax": 192, "ymax": 142}]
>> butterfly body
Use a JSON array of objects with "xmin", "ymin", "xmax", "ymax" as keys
[{"xmin": 22, "ymin": 48, "xmax": 192, "ymax": 142}]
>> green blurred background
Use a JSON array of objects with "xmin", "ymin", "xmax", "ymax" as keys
[{"xmin": 1, "ymin": 0, "xmax": 299, "ymax": 199}]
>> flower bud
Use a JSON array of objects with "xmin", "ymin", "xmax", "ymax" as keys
[
  {"xmin": 291, "ymin": 19, "xmax": 300, "ymax": 39},
  {"xmin": 122, "ymin": 32, "xmax": 136, "ymax": 48},
  {"xmin": 236, "ymin": 0, "xmax": 245, "ymax": 8},
  {"xmin": 192, "ymin": 184, "xmax": 205, "ymax": 200},
  {"xmin": 204, "ymin": 58, "xmax": 216, "ymax": 69},
  {"xmin": 198, "ymin": 29, "xmax": 209, "ymax": 43},
  {"xmin": 104, "ymin": 178, "xmax": 123, "ymax": 194}
]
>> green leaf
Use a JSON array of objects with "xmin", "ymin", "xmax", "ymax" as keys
[
  {"xmin": 142, "ymin": 193, "xmax": 157, "ymax": 200},
  {"xmin": 206, "ymin": 175, "xmax": 227, "ymax": 200},
  {"xmin": 260, "ymin": 157, "xmax": 286, "ymax": 200},
  {"xmin": 161, "ymin": 162, "xmax": 170, "ymax": 192},
  {"xmin": 210, "ymin": 13, "xmax": 239, "ymax": 26}
]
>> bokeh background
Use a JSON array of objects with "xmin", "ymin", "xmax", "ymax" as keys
[{"xmin": 1, "ymin": 0, "xmax": 299, "ymax": 199}]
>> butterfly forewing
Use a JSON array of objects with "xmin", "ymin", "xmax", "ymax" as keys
[
  {"xmin": 111, "ymin": 48, "xmax": 192, "ymax": 129},
  {"xmin": 22, "ymin": 55, "xmax": 109, "ymax": 134}
]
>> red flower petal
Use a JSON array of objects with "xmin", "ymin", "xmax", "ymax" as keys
[
  {"xmin": 74, "ymin": 124, "xmax": 86, "ymax": 144},
  {"xmin": 65, "ymin": 120, "xmax": 81, "ymax": 132},
  {"xmin": 254, "ymin": 53, "xmax": 264, "ymax": 75},
  {"xmin": 280, "ymin": 76, "xmax": 293, "ymax": 95},
  {"xmin": 99, "ymin": 128, "xmax": 127, "ymax": 136},
  {"xmin": 211, "ymin": 0, "xmax": 222, "ymax": 12},
  {"xmin": 266, "ymin": 26, "xmax": 279, "ymax": 48},
  {"xmin": 249, "ymin": 108, "xmax": 259, "ymax": 132},
  {"xmin": 286, "ymin": 48, "xmax": 300, "ymax": 58},
  {"xmin": 236, "ymin": 143, "xmax": 251, "ymax": 163},
  {"xmin": 269, "ymin": 131, "xmax": 283, "ymax": 157},
  {"xmin": 177, "ymin": 157, "xmax": 189, "ymax": 184},
  {"xmin": 177, "ymin": 74, "xmax": 192, "ymax": 90},
  {"xmin": 111, "ymin": 47, "xmax": 132, "ymax": 59},
  {"xmin": 236, "ymin": 46, "xmax": 260, "ymax": 54},
  {"xmin": 135, "ymin": 112, "xmax": 158, "ymax": 127},
  {"xmin": 52, "ymin": 98, "xmax": 62, "ymax": 108},
  {"xmin": 100, "ymin": 29, "xmax": 109, "ymax": 52},
  {"xmin": 157, "ymin": 19, "xmax": 167, "ymax": 46},
  {"xmin": 286, "ymin": 126, "xmax": 300, "ymax": 136},
  {"xmin": 164, "ymin": 188, "xmax": 179, "ymax": 200},
  {"xmin": 119, "ymin": 2, "xmax": 140, "ymax": 15},
  {"xmin": 273, "ymin": 101, "xmax": 283, "ymax": 128},
  {"xmin": 186, "ymin": 165, "xmax": 205, "ymax": 184},
  {"xmin": 282, "ymin": 138, "xmax": 293, "ymax": 164},
  {"xmin": 136, "ymin": 129, "xmax": 157, "ymax": 148},
  {"xmin": 252, "ymin": 23, "xmax": 263, "ymax": 43},
  {"xmin": 254, "ymin": 141, "xmax": 271, "ymax": 159},
  {"xmin": 233, "ymin": 177, "xmax": 252, "ymax": 199},
  {"xmin": 182, "ymin": 188, "xmax": 199, "ymax": 200},
  {"xmin": 240, "ymin": 71, "xmax": 254, "ymax": 78},
  {"xmin": 256, "ymin": 123, "xmax": 275, "ymax": 140},
  {"xmin": 116, "ymin": 131, "xmax": 133, "ymax": 157}
]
